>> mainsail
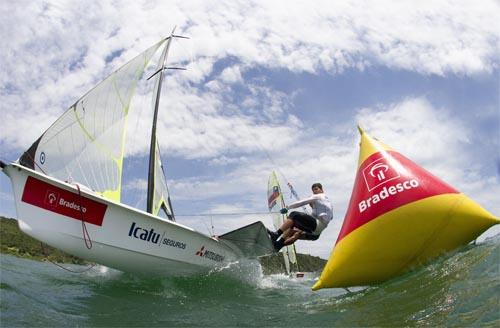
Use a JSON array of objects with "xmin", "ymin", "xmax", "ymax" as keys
[
  {"xmin": 19, "ymin": 40, "xmax": 166, "ymax": 202},
  {"xmin": 267, "ymin": 170, "xmax": 298, "ymax": 274}
]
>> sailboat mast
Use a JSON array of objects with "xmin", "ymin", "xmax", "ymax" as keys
[{"xmin": 146, "ymin": 34, "xmax": 174, "ymax": 214}]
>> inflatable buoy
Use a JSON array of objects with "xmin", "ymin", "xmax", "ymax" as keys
[{"xmin": 312, "ymin": 127, "xmax": 499, "ymax": 290}]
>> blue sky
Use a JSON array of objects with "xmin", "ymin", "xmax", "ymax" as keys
[{"xmin": 1, "ymin": 0, "xmax": 499, "ymax": 258}]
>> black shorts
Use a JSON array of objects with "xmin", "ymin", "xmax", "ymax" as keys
[{"xmin": 289, "ymin": 211, "xmax": 317, "ymax": 234}]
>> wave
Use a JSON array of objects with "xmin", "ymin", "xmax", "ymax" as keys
[{"xmin": 1, "ymin": 234, "xmax": 498, "ymax": 327}]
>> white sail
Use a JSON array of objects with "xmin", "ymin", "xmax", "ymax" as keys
[
  {"xmin": 267, "ymin": 170, "xmax": 299, "ymax": 274},
  {"xmin": 152, "ymin": 141, "xmax": 174, "ymax": 219},
  {"xmin": 19, "ymin": 40, "xmax": 166, "ymax": 202}
]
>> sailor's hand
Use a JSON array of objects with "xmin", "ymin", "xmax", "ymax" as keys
[{"xmin": 280, "ymin": 207, "xmax": 288, "ymax": 214}]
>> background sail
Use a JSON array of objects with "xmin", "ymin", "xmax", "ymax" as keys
[
  {"xmin": 19, "ymin": 40, "xmax": 165, "ymax": 202},
  {"xmin": 267, "ymin": 171, "xmax": 285, "ymax": 229},
  {"xmin": 267, "ymin": 170, "xmax": 298, "ymax": 274}
]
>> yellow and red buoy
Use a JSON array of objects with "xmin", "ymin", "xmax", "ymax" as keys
[{"xmin": 312, "ymin": 127, "xmax": 499, "ymax": 290}]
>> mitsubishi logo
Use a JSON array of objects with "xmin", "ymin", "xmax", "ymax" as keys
[
  {"xmin": 195, "ymin": 246, "xmax": 205, "ymax": 256},
  {"xmin": 194, "ymin": 245, "xmax": 224, "ymax": 262}
]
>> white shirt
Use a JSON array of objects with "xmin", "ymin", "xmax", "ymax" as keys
[{"xmin": 287, "ymin": 193, "xmax": 333, "ymax": 224}]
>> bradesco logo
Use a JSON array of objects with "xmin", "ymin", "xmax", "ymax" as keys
[
  {"xmin": 128, "ymin": 222, "xmax": 186, "ymax": 250},
  {"xmin": 359, "ymin": 156, "xmax": 419, "ymax": 213},
  {"xmin": 44, "ymin": 190, "xmax": 88, "ymax": 213},
  {"xmin": 358, "ymin": 179, "xmax": 420, "ymax": 213},
  {"xmin": 195, "ymin": 245, "xmax": 225, "ymax": 262},
  {"xmin": 44, "ymin": 190, "xmax": 59, "ymax": 208},
  {"xmin": 22, "ymin": 176, "xmax": 106, "ymax": 226},
  {"xmin": 362, "ymin": 157, "xmax": 400, "ymax": 191},
  {"xmin": 336, "ymin": 151, "xmax": 459, "ymax": 244}
]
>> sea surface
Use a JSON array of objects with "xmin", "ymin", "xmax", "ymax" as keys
[{"xmin": 1, "ymin": 235, "xmax": 499, "ymax": 327}]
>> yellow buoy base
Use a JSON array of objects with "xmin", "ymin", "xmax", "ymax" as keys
[{"xmin": 313, "ymin": 193, "xmax": 499, "ymax": 290}]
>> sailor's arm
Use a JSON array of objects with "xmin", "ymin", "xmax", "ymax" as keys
[{"xmin": 287, "ymin": 195, "xmax": 319, "ymax": 209}]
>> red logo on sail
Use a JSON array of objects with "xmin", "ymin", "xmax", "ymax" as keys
[
  {"xmin": 22, "ymin": 176, "xmax": 107, "ymax": 226},
  {"xmin": 268, "ymin": 186, "xmax": 280, "ymax": 208}
]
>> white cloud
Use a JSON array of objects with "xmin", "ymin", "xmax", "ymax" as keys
[
  {"xmin": 220, "ymin": 65, "xmax": 243, "ymax": 84},
  {"xmin": 123, "ymin": 74, "xmax": 302, "ymax": 160},
  {"xmin": 123, "ymin": 178, "xmax": 147, "ymax": 192},
  {"xmin": 356, "ymin": 98, "xmax": 471, "ymax": 168},
  {"xmin": 2, "ymin": 0, "xmax": 499, "ymax": 154}
]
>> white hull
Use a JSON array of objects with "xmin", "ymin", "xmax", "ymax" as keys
[{"xmin": 4, "ymin": 163, "xmax": 251, "ymax": 276}]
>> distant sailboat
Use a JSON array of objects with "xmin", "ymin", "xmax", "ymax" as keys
[
  {"xmin": 1, "ymin": 31, "xmax": 274, "ymax": 275},
  {"xmin": 267, "ymin": 171, "xmax": 299, "ymax": 275}
]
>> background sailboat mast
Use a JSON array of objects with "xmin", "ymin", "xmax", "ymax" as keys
[{"xmin": 146, "ymin": 32, "xmax": 175, "ymax": 215}]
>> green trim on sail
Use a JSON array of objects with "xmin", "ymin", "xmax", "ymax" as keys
[
  {"xmin": 20, "ymin": 39, "xmax": 167, "ymax": 204},
  {"xmin": 71, "ymin": 59, "xmax": 149, "ymax": 203},
  {"xmin": 151, "ymin": 140, "xmax": 174, "ymax": 219},
  {"xmin": 153, "ymin": 197, "xmax": 165, "ymax": 216}
]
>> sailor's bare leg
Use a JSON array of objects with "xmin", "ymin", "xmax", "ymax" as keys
[
  {"xmin": 284, "ymin": 229, "xmax": 303, "ymax": 245},
  {"xmin": 278, "ymin": 218, "xmax": 294, "ymax": 232}
]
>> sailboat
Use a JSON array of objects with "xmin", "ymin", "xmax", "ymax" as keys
[
  {"xmin": 267, "ymin": 171, "xmax": 299, "ymax": 275},
  {"xmin": 0, "ymin": 31, "xmax": 274, "ymax": 275}
]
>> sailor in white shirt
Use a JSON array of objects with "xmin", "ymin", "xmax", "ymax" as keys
[{"xmin": 268, "ymin": 183, "xmax": 333, "ymax": 251}]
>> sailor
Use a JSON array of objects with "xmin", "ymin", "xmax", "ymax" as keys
[{"xmin": 268, "ymin": 183, "xmax": 333, "ymax": 251}]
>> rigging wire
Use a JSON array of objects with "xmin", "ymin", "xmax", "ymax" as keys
[
  {"xmin": 201, "ymin": 218, "xmax": 213, "ymax": 236},
  {"xmin": 233, "ymin": 111, "xmax": 304, "ymax": 204},
  {"xmin": 40, "ymin": 242, "xmax": 96, "ymax": 274},
  {"xmin": 210, "ymin": 212, "xmax": 215, "ymax": 236},
  {"xmin": 174, "ymin": 210, "xmax": 280, "ymax": 217},
  {"xmin": 259, "ymin": 139, "xmax": 296, "ymax": 193},
  {"xmin": 75, "ymin": 183, "xmax": 93, "ymax": 250}
]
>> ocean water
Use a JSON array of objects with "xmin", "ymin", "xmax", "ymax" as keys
[{"xmin": 1, "ymin": 235, "xmax": 499, "ymax": 327}]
